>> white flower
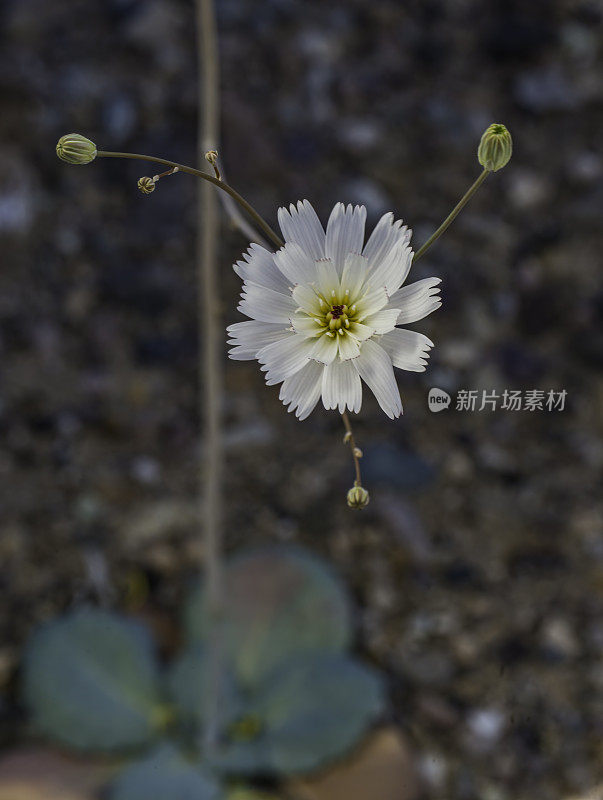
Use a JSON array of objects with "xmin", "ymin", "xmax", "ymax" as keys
[{"xmin": 227, "ymin": 201, "xmax": 441, "ymax": 420}]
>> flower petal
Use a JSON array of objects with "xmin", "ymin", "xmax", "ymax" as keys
[
  {"xmin": 279, "ymin": 359, "xmax": 325, "ymax": 420},
  {"xmin": 367, "ymin": 241, "xmax": 413, "ymax": 296},
  {"xmin": 257, "ymin": 335, "xmax": 314, "ymax": 384},
  {"xmin": 379, "ymin": 328, "xmax": 434, "ymax": 372},
  {"xmin": 292, "ymin": 284, "xmax": 322, "ymax": 316},
  {"xmin": 347, "ymin": 321, "xmax": 374, "ymax": 341},
  {"xmin": 325, "ymin": 203, "xmax": 367, "ymax": 276},
  {"xmin": 362, "ymin": 308, "xmax": 400, "ymax": 335},
  {"xmin": 273, "ymin": 242, "xmax": 316, "ymax": 285},
  {"xmin": 314, "ymin": 257, "xmax": 340, "ymax": 299},
  {"xmin": 290, "ymin": 314, "xmax": 324, "ymax": 338},
  {"xmin": 363, "ymin": 212, "xmax": 411, "ymax": 269},
  {"xmin": 341, "ymin": 253, "xmax": 369, "ymax": 301},
  {"xmin": 388, "ymin": 277, "xmax": 442, "ymax": 324},
  {"xmin": 233, "ymin": 243, "xmax": 290, "ymax": 294},
  {"xmin": 309, "ymin": 334, "xmax": 339, "ymax": 365},
  {"xmin": 337, "ymin": 332, "xmax": 361, "ymax": 361},
  {"xmin": 321, "ymin": 358, "xmax": 362, "ymax": 413},
  {"xmin": 227, "ymin": 320, "xmax": 289, "ymax": 360},
  {"xmin": 355, "ymin": 286, "xmax": 389, "ymax": 320},
  {"xmin": 278, "ymin": 200, "xmax": 325, "ymax": 260},
  {"xmin": 238, "ymin": 282, "xmax": 298, "ymax": 323},
  {"xmin": 353, "ymin": 338, "xmax": 402, "ymax": 419}
]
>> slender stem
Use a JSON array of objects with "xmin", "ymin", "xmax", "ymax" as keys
[
  {"xmin": 197, "ymin": 0, "xmax": 222, "ymax": 761},
  {"xmin": 341, "ymin": 411, "xmax": 363, "ymax": 486},
  {"xmin": 206, "ymin": 153, "xmax": 270, "ymax": 247},
  {"xmin": 97, "ymin": 150, "xmax": 283, "ymax": 249},
  {"xmin": 219, "ymin": 178, "xmax": 272, "ymax": 248},
  {"xmin": 153, "ymin": 167, "xmax": 179, "ymax": 181},
  {"xmin": 413, "ymin": 168, "xmax": 490, "ymax": 263}
]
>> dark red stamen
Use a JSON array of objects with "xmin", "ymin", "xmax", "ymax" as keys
[{"xmin": 331, "ymin": 304, "xmax": 344, "ymax": 319}]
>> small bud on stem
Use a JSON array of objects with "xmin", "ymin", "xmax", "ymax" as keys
[
  {"xmin": 205, "ymin": 149, "xmax": 221, "ymax": 180},
  {"xmin": 138, "ymin": 176, "xmax": 156, "ymax": 194},
  {"xmin": 347, "ymin": 482, "xmax": 370, "ymax": 510},
  {"xmin": 137, "ymin": 167, "xmax": 179, "ymax": 195},
  {"xmin": 478, "ymin": 124, "xmax": 512, "ymax": 172},
  {"xmin": 56, "ymin": 134, "xmax": 97, "ymax": 165}
]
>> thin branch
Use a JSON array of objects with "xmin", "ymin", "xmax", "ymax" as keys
[
  {"xmin": 413, "ymin": 168, "xmax": 490, "ymax": 262},
  {"xmin": 97, "ymin": 150, "xmax": 283, "ymax": 248}
]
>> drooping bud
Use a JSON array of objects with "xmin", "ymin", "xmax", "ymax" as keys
[
  {"xmin": 477, "ymin": 124, "xmax": 512, "ymax": 172},
  {"xmin": 56, "ymin": 134, "xmax": 97, "ymax": 165},
  {"xmin": 347, "ymin": 483, "xmax": 370, "ymax": 510},
  {"xmin": 137, "ymin": 176, "xmax": 156, "ymax": 195}
]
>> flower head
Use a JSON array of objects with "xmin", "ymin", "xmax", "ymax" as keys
[{"xmin": 227, "ymin": 201, "xmax": 441, "ymax": 420}]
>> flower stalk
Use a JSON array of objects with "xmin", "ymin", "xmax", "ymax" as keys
[
  {"xmin": 197, "ymin": 0, "xmax": 222, "ymax": 762},
  {"xmin": 343, "ymin": 409, "xmax": 369, "ymax": 509},
  {"xmin": 413, "ymin": 167, "xmax": 490, "ymax": 263}
]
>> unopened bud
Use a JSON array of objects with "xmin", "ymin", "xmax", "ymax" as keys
[
  {"xmin": 56, "ymin": 134, "xmax": 97, "ymax": 165},
  {"xmin": 478, "ymin": 124, "xmax": 512, "ymax": 172},
  {"xmin": 205, "ymin": 149, "xmax": 218, "ymax": 166},
  {"xmin": 353, "ymin": 446, "xmax": 363, "ymax": 459},
  {"xmin": 347, "ymin": 483, "xmax": 369, "ymax": 510},
  {"xmin": 138, "ymin": 176, "xmax": 156, "ymax": 195}
]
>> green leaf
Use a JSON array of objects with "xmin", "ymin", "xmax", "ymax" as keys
[
  {"xmin": 108, "ymin": 744, "xmax": 222, "ymax": 800},
  {"xmin": 184, "ymin": 546, "xmax": 352, "ymax": 689},
  {"xmin": 23, "ymin": 607, "xmax": 165, "ymax": 751},
  {"xmin": 167, "ymin": 647, "xmax": 245, "ymax": 736},
  {"xmin": 216, "ymin": 654, "xmax": 386, "ymax": 776}
]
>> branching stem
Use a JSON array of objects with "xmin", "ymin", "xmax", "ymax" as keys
[{"xmin": 97, "ymin": 150, "xmax": 283, "ymax": 249}]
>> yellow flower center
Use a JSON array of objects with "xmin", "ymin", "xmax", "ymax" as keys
[{"xmin": 314, "ymin": 290, "xmax": 360, "ymax": 337}]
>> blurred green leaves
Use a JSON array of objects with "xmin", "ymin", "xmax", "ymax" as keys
[
  {"xmin": 23, "ymin": 608, "xmax": 166, "ymax": 751},
  {"xmin": 215, "ymin": 654, "xmax": 385, "ymax": 775},
  {"xmin": 109, "ymin": 744, "xmax": 222, "ymax": 800},
  {"xmin": 22, "ymin": 546, "xmax": 386, "ymax": 793},
  {"xmin": 184, "ymin": 547, "xmax": 353, "ymax": 690}
]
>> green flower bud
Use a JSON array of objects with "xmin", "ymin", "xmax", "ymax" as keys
[
  {"xmin": 347, "ymin": 483, "xmax": 370, "ymax": 510},
  {"xmin": 478, "ymin": 124, "xmax": 512, "ymax": 172},
  {"xmin": 137, "ymin": 176, "xmax": 156, "ymax": 195},
  {"xmin": 56, "ymin": 134, "xmax": 97, "ymax": 165}
]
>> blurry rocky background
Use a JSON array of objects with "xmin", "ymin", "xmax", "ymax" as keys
[{"xmin": 0, "ymin": 0, "xmax": 602, "ymax": 798}]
